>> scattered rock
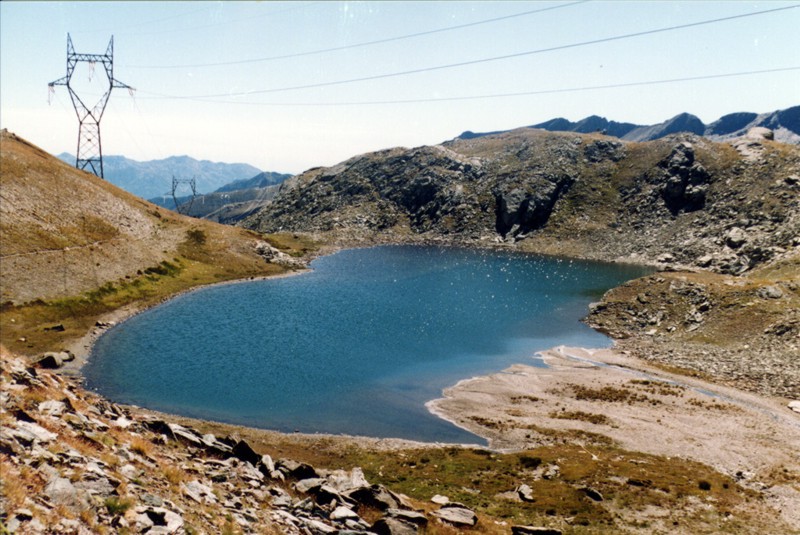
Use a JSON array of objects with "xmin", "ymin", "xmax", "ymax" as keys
[
  {"xmin": 132, "ymin": 506, "xmax": 184, "ymax": 533},
  {"xmin": 430, "ymin": 494, "xmax": 450, "ymax": 505},
  {"xmin": 517, "ymin": 483, "xmax": 535, "ymax": 502},
  {"xmin": 34, "ymin": 352, "xmax": 68, "ymax": 369},
  {"xmin": 44, "ymin": 477, "xmax": 89, "ymax": 511},
  {"xmin": 758, "ymin": 285, "xmax": 783, "ymax": 299},
  {"xmin": 386, "ymin": 508, "xmax": 428, "ymax": 527},
  {"xmin": 579, "ymin": 486, "xmax": 604, "ymax": 502},
  {"xmin": 432, "ymin": 505, "xmax": 478, "ymax": 527},
  {"xmin": 789, "ymin": 401, "xmax": 800, "ymax": 414},
  {"xmin": 330, "ymin": 505, "xmax": 361, "ymax": 521},
  {"xmin": 725, "ymin": 227, "xmax": 748, "ymax": 249},
  {"xmin": 372, "ymin": 517, "xmax": 420, "ymax": 535},
  {"xmin": 232, "ymin": 438, "xmax": 261, "ymax": 466},
  {"xmin": 346, "ymin": 484, "xmax": 401, "ymax": 511}
]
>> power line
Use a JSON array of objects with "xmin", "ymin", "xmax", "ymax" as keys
[
  {"xmin": 141, "ymin": 67, "xmax": 800, "ymax": 107},
  {"xmin": 125, "ymin": 1, "xmax": 588, "ymax": 69},
  {"xmin": 137, "ymin": 4, "xmax": 800, "ymax": 101},
  {"xmin": 117, "ymin": 1, "xmax": 323, "ymax": 38}
]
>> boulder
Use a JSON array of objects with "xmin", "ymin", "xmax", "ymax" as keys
[
  {"xmin": 430, "ymin": 494, "xmax": 449, "ymax": 505},
  {"xmin": 13, "ymin": 421, "xmax": 58, "ymax": 444},
  {"xmin": 294, "ymin": 477, "xmax": 326, "ymax": 494},
  {"xmin": 44, "ymin": 477, "xmax": 89, "ymax": 511},
  {"xmin": 371, "ymin": 517, "xmax": 420, "ymax": 535},
  {"xmin": 330, "ymin": 505, "xmax": 361, "ymax": 521},
  {"xmin": 182, "ymin": 479, "xmax": 217, "ymax": 504},
  {"xmin": 231, "ymin": 439, "xmax": 261, "ymax": 466},
  {"xmin": 277, "ymin": 458, "xmax": 318, "ymax": 480},
  {"xmin": 324, "ymin": 467, "xmax": 370, "ymax": 492},
  {"xmin": 579, "ymin": 486, "xmax": 604, "ymax": 502},
  {"xmin": 37, "ymin": 399, "xmax": 66, "ymax": 416},
  {"xmin": 345, "ymin": 484, "xmax": 401, "ymax": 511},
  {"xmin": 757, "ymin": 285, "xmax": 783, "ymax": 299},
  {"xmin": 788, "ymin": 401, "xmax": 800, "ymax": 414},
  {"xmin": 517, "ymin": 483, "xmax": 535, "ymax": 502},
  {"xmin": 386, "ymin": 508, "xmax": 428, "ymax": 527},
  {"xmin": 131, "ymin": 506, "xmax": 184, "ymax": 534},
  {"xmin": 725, "ymin": 227, "xmax": 748, "ymax": 248},
  {"xmin": 34, "ymin": 352, "xmax": 65, "ymax": 369},
  {"xmin": 432, "ymin": 505, "xmax": 478, "ymax": 527},
  {"xmin": 746, "ymin": 127, "xmax": 774, "ymax": 140}
]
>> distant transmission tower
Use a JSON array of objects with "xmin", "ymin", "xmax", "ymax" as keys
[
  {"xmin": 170, "ymin": 176, "xmax": 198, "ymax": 215},
  {"xmin": 49, "ymin": 33, "xmax": 133, "ymax": 179}
]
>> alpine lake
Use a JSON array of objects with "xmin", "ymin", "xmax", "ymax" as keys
[{"xmin": 85, "ymin": 245, "xmax": 651, "ymax": 444}]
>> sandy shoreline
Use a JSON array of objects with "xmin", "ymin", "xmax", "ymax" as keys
[
  {"xmin": 429, "ymin": 345, "xmax": 800, "ymax": 526},
  {"xmin": 429, "ymin": 346, "xmax": 800, "ymax": 467}
]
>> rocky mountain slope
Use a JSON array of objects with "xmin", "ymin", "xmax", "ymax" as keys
[
  {"xmin": 149, "ymin": 171, "xmax": 291, "ymax": 222},
  {"xmin": 244, "ymin": 128, "xmax": 799, "ymax": 275},
  {"xmin": 57, "ymin": 153, "xmax": 263, "ymax": 200},
  {"xmin": 216, "ymin": 171, "xmax": 292, "ymax": 193},
  {"xmin": 458, "ymin": 105, "xmax": 800, "ymax": 145}
]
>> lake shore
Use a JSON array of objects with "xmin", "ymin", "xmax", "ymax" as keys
[
  {"xmin": 60, "ymin": 268, "xmax": 311, "ymax": 376},
  {"xmin": 428, "ymin": 345, "xmax": 800, "ymax": 527},
  {"xmin": 52, "ymin": 242, "xmax": 800, "ymax": 530}
]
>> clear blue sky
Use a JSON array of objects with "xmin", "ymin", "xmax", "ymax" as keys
[{"xmin": 2, "ymin": 1, "xmax": 798, "ymax": 174}]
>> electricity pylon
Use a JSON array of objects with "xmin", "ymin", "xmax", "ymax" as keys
[
  {"xmin": 171, "ymin": 176, "xmax": 198, "ymax": 215},
  {"xmin": 49, "ymin": 34, "xmax": 133, "ymax": 179}
]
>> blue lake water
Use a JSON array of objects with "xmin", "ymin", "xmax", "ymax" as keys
[{"xmin": 85, "ymin": 245, "xmax": 650, "ymax": 443}]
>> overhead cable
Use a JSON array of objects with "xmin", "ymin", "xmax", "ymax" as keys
[
  {"xmin": 125, "ymin": 1, "xmax": 588, "ymax": 69},
  {"xmin": 140, "ymin": 67, "xmax": 800, "ymax": 107},
  {"xmin": 137, "ymin": 4, "xmax": 800, "ymax": 100}
]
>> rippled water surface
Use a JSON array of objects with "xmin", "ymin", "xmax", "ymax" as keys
[{"xmin": 86, "ymin": 246, "xmax": 649, "ymax": 443}]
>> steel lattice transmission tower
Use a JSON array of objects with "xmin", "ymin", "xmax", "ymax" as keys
[
  {"xmin": 170, "ymin": 175, "xmax": 198, "ymax": 215},
  {"xmin": 49, "ymin": 34, "xmax": 133, "ymax": 179}
]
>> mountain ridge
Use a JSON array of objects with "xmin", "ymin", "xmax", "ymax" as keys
[
  {"xmin": 456, "ymin": 105, "xmax": 800, "ymax": 145},
  {"xmin": 56, "ymin": 153, "xmax": 264, "ymax": 200}
]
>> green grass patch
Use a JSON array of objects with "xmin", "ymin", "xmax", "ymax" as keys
[
  {"xmin": 262, "ymin": 232, "xmax": 320, "ymax": 257},
  {"xmin": 0, "ymin": 255, "xmax": 288, "ymax": 356}
]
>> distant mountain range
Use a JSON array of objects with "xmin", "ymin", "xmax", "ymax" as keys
[
  {"xmin": 457, "ymin": 106, "xmax": 800, "ymax": 145},
  {"xmin": 56, "ymin": 153, "xmax": 263, "ymax": 200}
]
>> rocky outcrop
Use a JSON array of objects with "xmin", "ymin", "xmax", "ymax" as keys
[
  {"xmin": 243, "ymin": 129, "xmax": 799, "ymax": 276},
  {"xmin": 656, "ymin": 141, "xmax": 709, "ymax": 214}
]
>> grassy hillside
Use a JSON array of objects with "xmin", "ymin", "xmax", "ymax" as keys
[{"xmin": 0, "ymin": 130, "xmax": 315, "ymax": 355}]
